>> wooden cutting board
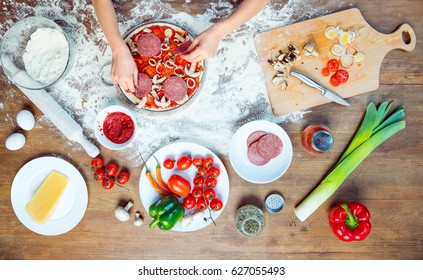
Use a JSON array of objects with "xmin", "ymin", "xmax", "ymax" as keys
[{"xmin": 254, "ymin": 8, "xmax": 416, "ymax": 115}]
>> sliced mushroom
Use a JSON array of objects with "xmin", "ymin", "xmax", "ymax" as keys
[
  {"xmin": 174, "ymin": 33, "xmax": 185, "ymax": 43},
  {"xmin": 126, "ymin": 92, "xmax": 147, "ymax": 108},
  {"xmin": 288, "ymin": 43, "xmax": 300, "ymax": 55},
  {"xmin": 303, "ymin": 41, "xmax": 319, "ymax": 57},
  {"xmin": 152, "ymin": 74, "xmax": 167, "ymax": 85},
  {"xmin": 175, "ymin": 94, "xmax": 189, "ymax": 105},
  {"xmin": 135, "ymin": 96, "xmax": 147, "ymax": 108},
  {"xmin": 184, "ymin": 64, "xmax": 201, "ymax": 78},
  {"xmin": 154, "ymin": 96, "xmax": 171, "ymax": 108},
  {"xmin": 273, "ymin": 61, "xmax": 287, "ymax": 72},
  {"xmin": 164, "ymin": 28, "xmax": 173, "ymax": 38},
  {"xmin": 272, "ymin": 75, "xmax": 286, "ymax": 86},
  {"xmin": 143, "ymin": 28, "xmax": 152, "ymax": 33},
  {"xmin": 150, "ymin": 89, "xmax": 159, "ymax": 99},
  {"xmin": 281, "ymin": 80, "xmax": 288, "ymax": 91},
  {"xmin": 127, "ymin": 40, "xmax": 138, "ymax": 53}
]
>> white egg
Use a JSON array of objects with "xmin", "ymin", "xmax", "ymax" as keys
[
  {"xmin": 5, "ymin": 133, "xmax": 26, "ymax": 151},
  {"xmin": 16, "ymin": 110, "xmax": 35, "ymax": 131}
]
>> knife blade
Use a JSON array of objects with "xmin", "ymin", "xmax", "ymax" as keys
[{"xmin": 290, "ymin": 70, "xmax": 351, "ymax": 106}]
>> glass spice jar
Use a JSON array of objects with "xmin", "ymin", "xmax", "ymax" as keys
[
  {"xmin": 301, "ymin": 124, "xmax": 334, "ymax": 154},
  {"xmin": 235, "ymin": 204, "xmax": 265, "ymax": 237}
]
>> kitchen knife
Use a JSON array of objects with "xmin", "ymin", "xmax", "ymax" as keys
[{"xmin": 290, "ymin": 70, "xmax": 351, "ymax": 106}]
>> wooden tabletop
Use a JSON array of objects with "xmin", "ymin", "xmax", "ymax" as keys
[{"xmin": 0, "ymin": 0, "xmax": 422, "ymax": 260}]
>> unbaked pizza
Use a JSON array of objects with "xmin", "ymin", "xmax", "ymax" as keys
[{"xmin": 121, "ymin": 22, "xmax": 204, "ymax": 111}]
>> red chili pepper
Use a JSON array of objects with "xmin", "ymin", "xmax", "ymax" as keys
[{"xmin": 328, "ymin": 202, "xmax": 371, "ymax": 242}]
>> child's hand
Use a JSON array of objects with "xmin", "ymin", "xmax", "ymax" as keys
[
  {"xmin": 111, "ymin": 47, "xmax": 138, "ymax": 92},
  {"xmin": 181, "ymin": 26, "xmax": 223, "ymax": 63}
]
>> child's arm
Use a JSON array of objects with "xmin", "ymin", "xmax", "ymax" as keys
[
  {"xmin": 92, "ymin": 0, "xmax": 138, "ymax": 92},
  {"xmin": 181, "ymin": 0, "xmax": 269, "ymax": 62}
]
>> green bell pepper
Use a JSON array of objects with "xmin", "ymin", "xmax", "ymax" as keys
[{"xmin": 149, "ymin": 195, "xmax": 185, "ymax": 230}]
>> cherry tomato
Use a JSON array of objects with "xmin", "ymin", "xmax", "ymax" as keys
[
  {"xmin": 202, "ymin": 156, "xmax": 214, "ymax": 170},
  {"xmin": 192, "ymin": 156, "xmax": 203, "ymax": 168},
  {"xmin": 105, "ymin": 163, "xmax": 118, "ymax": 176},
  {"xmin": 193, "ymin": 176, "xmax": 205, "ymax": 187},
  {"xmin": 191, "ymin": 186, "xmax": 203, "ymax": 198},
  {"xmin": 101, "ymin": 178, "xmax": 114, "ymax": 189},
  {"xmin": 210, "ymin": 198, "xmax": 223, "ymax": 211},
  {"xmin": 335, "ymin": 69, "xmax": 349, "ymax": 83},
  {"xmin": 183, "ymin": 194, "xmax": 197, "ymax": 210},
  {"xmin": 90, "ymin": 157, "xmax": 103, "ymax": 169},
  {"xmin": 177, "ymin": 154, "xmax": 192, "ymax": 170},
  {"xmin": 116, "ymin": 171, "xmax": 130, "ymax": 184},
  {"xmin": 196, "ymin": 167, "xmax": 207, "ymax": 177},
  {"xmin": 321, "ymin": 67, "xmax": 330, "ymax": 77},
  {"xmin": 327, "ymin": 59, "xmax": 340, "ymax": 72},
  {"xmin": 167, "ymin": 174, "xmax": 191, "ymax": 197},
  {"xmin": 207, "ymin": 166, "xmax": 220, "ymax": 178},
  {"xmin": 163, "ymin": 158, "xmax": 175, "ymax": 169},
  {"xmin": 330, "ymin": 74, "xmax": 341, "ymax": 87},
  {"xmin": 93, "ymin": 168, "xmax": 106, "ymax": 181},
  {"xmin": 196, "ymin": 197, "xmax": 208, "ymax": 211},
  {"xmin": 203, "ymin": 188, "xmax": 216, "ymax": 201},
  {"xmin": 205, "ymin": 177, "xmax": 217, "ymax": 188}
]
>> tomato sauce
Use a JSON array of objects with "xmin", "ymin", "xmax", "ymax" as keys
[{"xmin": 103, "ymin": 112, "xmax": 135, "ymax": 144}]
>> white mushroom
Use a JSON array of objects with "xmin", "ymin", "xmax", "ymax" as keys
[
  {"xmin": 281, "ymin": 80, "xmax": 288, "ymax": 91},
  {"xmin": 303, "ymin": 41, "xmax": 319, "ymax": 57},
  {"xmin": 184, "ymin": 64, "xmax": 201, "ymax": 78},
  {"xmin": 134, "ymin": 212, "xmax": 143, "ymax": 227},
  {"xmin": 273, "ymin": 61, "xmax": 287, "ymax": 72},
  {"xmin": 125, "ymin": 92, "xmax": 147, "ymax": 108},
  {"xmin": 175, "ymin": 94, "xmax": 189, "ymax": 105},
  {"xmin": 135, "ymin": 96, "xmax": 147, "ymax": 109},
  {"xmin": 150, "ymin": 89, "xmax": 159, "ymax": 99},
  {"xmin": 272, "ymin": 75, "xmax": 286, "ymax": 86},
  {"xmin": 154, "ymin": 96, "xmax": 171, "ymax": 108},
  {"xmin": 152, "ymin": 74, "xmax": 166, "ymax": 85},
  {"xmin": 164, "ymin": 28, "xmax": 173, "ymax": 38},
  {"xmin": 114, "ymin": 201, "xmax": 133, "ymax": 222},
  {"xmin": 174, "ymin": 33, "xmax": 185, "ymax": 43},
  {"xmin": 180, "ymin": 211, "xmax": 205, "ymax": 227},
  {"xmin": 143, "ymin": 28, "xmax": 152, "ymax": 33}
]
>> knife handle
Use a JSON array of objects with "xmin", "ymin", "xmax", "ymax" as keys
[{"xmin": 290, "ymin": 70, "xmax": 325, "ymax": 92}]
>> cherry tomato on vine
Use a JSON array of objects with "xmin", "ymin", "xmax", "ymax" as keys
[
  {"xmin": 116, "ymin": 171, "xmax": 130, "ymax": 184},
  {"xmin": 207, "ymin": 166, "xmax": 220, "ymax": 178},
  {"xmin": 105, "ymin": 163, "xmax": 118, "ymax": 176},
  {"xmin": 90, "ymin": 157, "xmax": 103, "ymax": 169},
  {"xmin": 193, "ymin": 176, "xmax": 205, "ymax": 187},
  {"xmin": 183, "ymin": 194, "xmax": 197, "ymax": 210},
  {"xmin": 202, "ymin": 156, "xmax": 214, "ymax": 170},
  {"xmin": 204, "ymin": 188, "xmax": 216, "ymax": 201},
  {"xmin": 177, "ymin": 154, "xmax": 192, "ymax": 170},
  {"xmin": 335, "ymin": 69, "xmax": 349, "ymax": 83},
  {"xmin": 191, "ymin": 187, "xmax": 203, "ymax": 198},
  {"xmin": 192, "ymin": 156, "xmax": 203, "ymax": 168},
  {"xmin": 210, "ymin": 198, "xmax": 223, "ymax": 211},
  {"xmin": 205, "ymin": 177, "xmax": 217, "ymax": 188},
  {"xmin": 196, "ymin": 197, "xmax": 208, "ymax": 211},
  {"xmin": 163, "ymin": 158, "xmax": 175, "ymax": 169},
  {"xmin": 93, "ymin": 168, "xmax": 106, "ymax": 181},
  {"xmin": 327, "ymin": 59, "xmax": 340, "ymax": 72},
  {"xmin": 101, "ymin": 178, "xmax": 114, "ymax": 189},
  {"xmin": 196, "ymin": 167, "xmax": 207, "ymax": 177},
  {"xmin": 330, "ymin": 74, "xmax": 341, "ymax": 87}
]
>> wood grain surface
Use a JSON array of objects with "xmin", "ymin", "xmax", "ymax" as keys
[
  {"xmin": 254, "ymin": 8, "xmax": 417, "ymax": 115},
  {"xmin": 0, "ymin": 0, "xmax": 422, "ymax": 260}
]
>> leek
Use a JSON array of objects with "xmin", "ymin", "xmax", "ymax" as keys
[{"xmin": 294, "ymin": 102, "xmax": 406, "ymax": 222}]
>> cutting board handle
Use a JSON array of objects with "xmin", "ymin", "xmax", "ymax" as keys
[{"xmin": 386, "ymin": 23, "xmax": 416, "ymax": 52}]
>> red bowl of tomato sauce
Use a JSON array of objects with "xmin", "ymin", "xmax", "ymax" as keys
[{"xmin": 94, "ymin": 105, "xmax": 137, "ymax": 150}]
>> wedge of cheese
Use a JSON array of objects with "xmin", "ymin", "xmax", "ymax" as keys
[{"xmin": 25, "ymin": 170, "xmax": 69, "ymax": 224}]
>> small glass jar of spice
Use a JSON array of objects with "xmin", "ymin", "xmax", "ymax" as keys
[
  {"xmin": 301, "ymin": 124, "xmax": 334, "ymax": 154},
  {"xmin": 235, "ymin": 204, "xmax": 265, "ymax": 237}
]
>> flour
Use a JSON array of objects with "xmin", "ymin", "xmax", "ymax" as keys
[
  {"xmin": 23, "ymin": 27, "xmax": 69, "ymax": 84},
  {"xmin": 0, "ymin": 0, "xmax": 349, "ymax": 166}
]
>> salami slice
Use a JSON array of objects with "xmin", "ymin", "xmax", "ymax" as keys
[
  {"xmin": 163, "ymin": 75, "xmax": 188, "ymax": 101},
  {"xmin": 173, "ymin": 41, "xmax": 192, "ymax": 55},
  {"xmin": 247, "ymin": 131, "xmax": 267, "ymax": 147},
  {"xmin": 248, "ymin": 142, "xmax": 270, "ymax": 166},
  {"xmin": 257, "ymin": 134, "xmax": 283, "ymax": 160},
  {"xmin": 135, "ymin": 73, "xmax": 152, "ymax": 99},
  {"xmin": 136, "ymin": 33, "xmax": 161, "ymax": 57}
]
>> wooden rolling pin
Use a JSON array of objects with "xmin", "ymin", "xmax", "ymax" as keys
[{"xmin": 1, "ymin": 55, "xmax": 100, "ymax": 158}]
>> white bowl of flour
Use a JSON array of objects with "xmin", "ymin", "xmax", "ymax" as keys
[{"xmin": 0, "ymin": 16, "xmax": 70, "ymax": 89}]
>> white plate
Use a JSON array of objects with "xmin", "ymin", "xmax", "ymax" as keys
[
  {"xmin": 11, "ymin": 157, "xmax": 88, "ymax": 236},
  {"xmin": 228, "ymin": 120, "xmax": 293, "ymax": 184},
  {"xmin": 139, "ymin": 142, "xmax": 229, "ymax": 232}
]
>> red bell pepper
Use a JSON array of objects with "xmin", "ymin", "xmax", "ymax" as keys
[{"xmin": 328, "ymin": 202, "xmax": 371, "ymax": 242}]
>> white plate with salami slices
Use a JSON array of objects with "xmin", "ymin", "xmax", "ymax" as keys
[{"xmin": 229, "ymin": 120, "xmax": 293, "ymax": 184}]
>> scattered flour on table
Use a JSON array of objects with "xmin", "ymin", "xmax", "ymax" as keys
[
  {"xmin": 0, "ymin": 0, "xmax": 350, "ymax": 167},
  {"xmin": 23, "ymin": 27, "xmax": 69, "ymax": 84}
]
